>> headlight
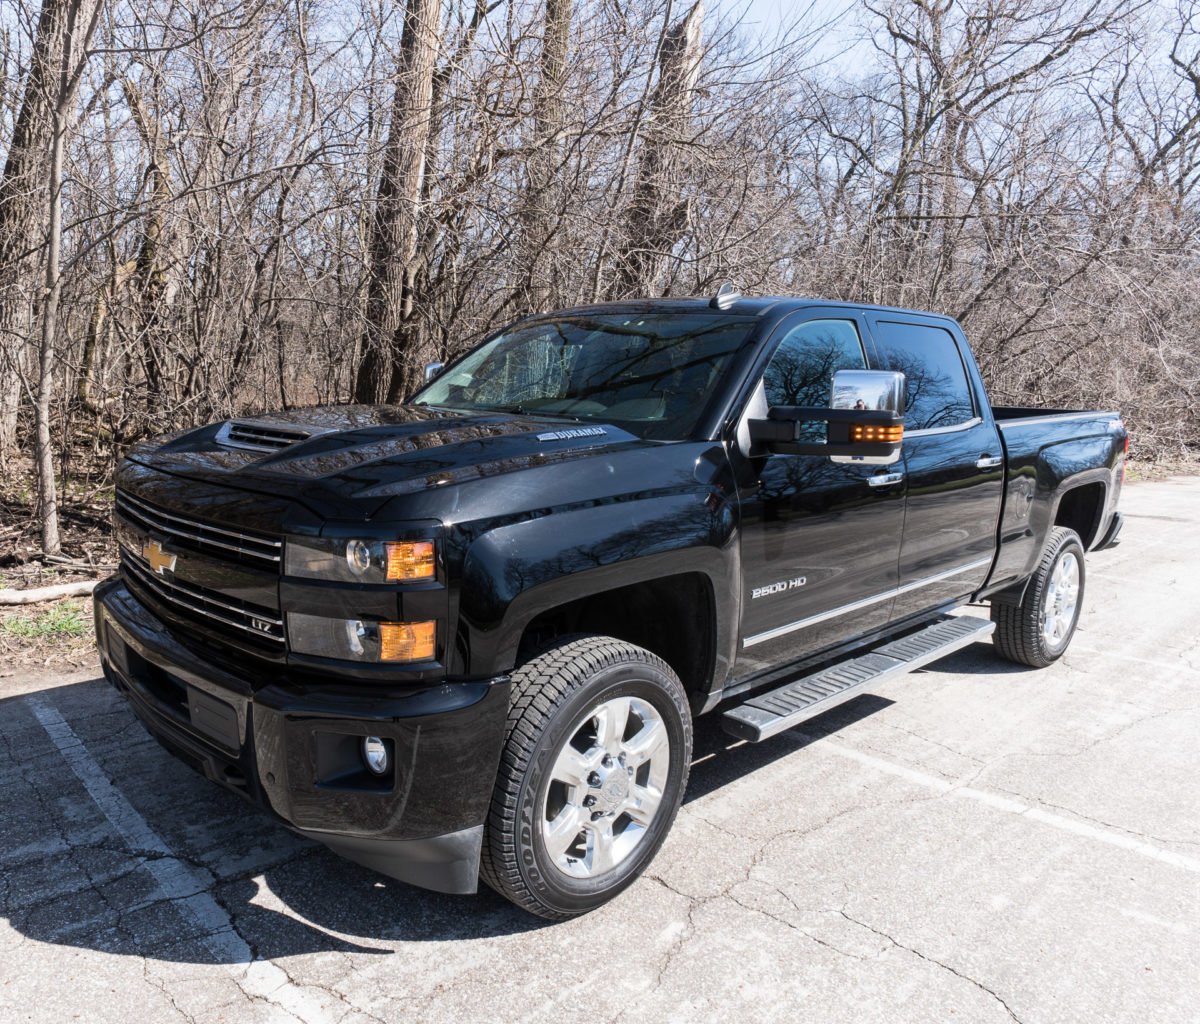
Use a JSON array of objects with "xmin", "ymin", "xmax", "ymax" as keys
[
  {"xmin": 285, "ymin": 537, "xmax": 436, "ymax": 583},
  {"xmin": 287, "ymin": 613, "xmax": 436, "ymax": 662}
]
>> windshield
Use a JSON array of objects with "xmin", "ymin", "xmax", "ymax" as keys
[{"xmin": 411, "ymin": 313, "xmax": 755, "ymax": 440}]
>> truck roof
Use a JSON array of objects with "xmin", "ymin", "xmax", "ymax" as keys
[{"xmin": 545, "ymin": 294, "xmax": 962, "ymax": 325}]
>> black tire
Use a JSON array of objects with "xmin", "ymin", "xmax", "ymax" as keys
[
  {"xmin": 991, "ymin": 526, "xmax": 1086, "ymax": 668},
  {"xmin": 480, "ymin": 635, "xmax": 692, "ymax": 920}
]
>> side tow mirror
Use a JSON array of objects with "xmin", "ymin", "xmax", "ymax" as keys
[
  {"xmin": 423, "ymin": 360, "xmax": 445, "ymax": 383},
  {"xmin": 748, "ymin": 369, "xmax": 906, "ymax": 465}
]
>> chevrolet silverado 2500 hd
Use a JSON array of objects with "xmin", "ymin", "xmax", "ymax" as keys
[{"xmin": 94, "ymin": 291, "xmax": 1126, "ymax": 919}]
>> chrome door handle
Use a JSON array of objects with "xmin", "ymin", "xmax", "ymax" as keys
[
  {"xmin": 868, "ymin": 471, "xmax": 905, "ymax": 488},
  {"xmin": 976, "ymin": 456, "xmax": 1004, "ymax": 469}
]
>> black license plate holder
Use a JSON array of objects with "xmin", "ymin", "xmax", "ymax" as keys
[{"xmin": 186, "ymin": 686, "xmax": 241, "ymax": 752}]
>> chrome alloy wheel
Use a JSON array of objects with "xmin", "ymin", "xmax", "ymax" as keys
[
  {"xmin": 1042, "ymin": 550, "xmax": 1080, "ymax": 645},
  {"xmin": 541, "ymin": 695, "xmax": 671, "ymax": 878}
]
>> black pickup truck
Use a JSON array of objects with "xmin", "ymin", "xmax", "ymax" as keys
[{"xmin": 94, "ymin": 292, "xmax": 1127, "ymax": 918}]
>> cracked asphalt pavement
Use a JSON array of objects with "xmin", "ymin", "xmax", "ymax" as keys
[{"xmin": 2, "ymin": 476, "xmax": 1199, "ymax": 1023}]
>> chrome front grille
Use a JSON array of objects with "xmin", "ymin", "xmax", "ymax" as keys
[
  {"xmin": 120, "ymin": 545, "xmax": 284, "ymax": 644},
  {"xmin": 115, "ymin": 489, "xmax": 281, "ymax": 569}
]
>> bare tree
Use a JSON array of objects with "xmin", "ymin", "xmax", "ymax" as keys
[
  {"xmin": 1, "ymin": 0, "xmax": 1198, "ymax": 560},
  {"xmin": 353, "ymin": 0, "xmax": 443, "ymax": 405},
  {"xmin": 516, "ymin": 0, "xmax": 572, "ymax": 313},
  {"xmin": 612, "ymin": 1, "xmax": 705, "ymax": 297},
  {"xmin": 0, "ymin": 0, "xmax": 98, "ymax": 457},
  {"xmin": 0, "ymin": 0, "xmax": 103, "ymax": 552}
]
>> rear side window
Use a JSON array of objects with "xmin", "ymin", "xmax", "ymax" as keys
[
  {"xmin": 763, "ymin": 319, "xmax": 866, "ymax": 408},
  {"xmin": 870, "ymin": 321, "xmax": 975, "ymax": 430}
]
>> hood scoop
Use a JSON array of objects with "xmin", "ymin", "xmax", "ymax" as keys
[{"xmin": 216, "ymin": 419, "xmax": 326, "ymax": 453}]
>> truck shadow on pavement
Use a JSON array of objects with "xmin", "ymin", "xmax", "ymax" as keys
[
  {"xmin": 0, "ymin": 655, "xmax": 1005, "ymax": 961},
  {"xmin": 916, "ymin": 639, "xmax": 1031, "ymax": 676},
  {"xmin": 684, "ymin": 693, "xmax": 895, "ymax": 801},
  {"xmin": 684, "ymin": 641, "xmax": 1029, "ymax": 799}
]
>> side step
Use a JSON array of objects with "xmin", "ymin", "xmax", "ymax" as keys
[{"xmin": 722, "ymin": 615, "xmax": 995, "ymax": 742}]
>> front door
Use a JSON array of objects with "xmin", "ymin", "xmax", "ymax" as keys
[{"xmin": 735, "ymin": 312, "xmax": 906, "ymax": 677}]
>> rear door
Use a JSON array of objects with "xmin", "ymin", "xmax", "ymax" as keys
[
  {"xmin": 864, "ymin": 314, "xmax": 1004, "ymax": 620},
  {"xmin": 735, "ymin": 310, "xmax": 906, "ymax": 676}
]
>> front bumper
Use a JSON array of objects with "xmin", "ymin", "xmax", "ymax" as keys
[{"xmin": 94, "ymin": 577, "xmax": 509, "ymax": 894}]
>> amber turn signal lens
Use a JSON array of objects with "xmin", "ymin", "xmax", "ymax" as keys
[
  {"xmin": 379, "ymin": 620, "xmax": 437, "ymax": 662},
  {"xmin": 851, "ymin": 424, "xmax": 904, "ymax": 443},
  {"xmin": 384, "ymin": 541, "xmax": 436, "ymax": 580}
]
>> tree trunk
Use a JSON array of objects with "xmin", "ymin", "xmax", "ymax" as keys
[
  {"xmin": 518, "ymin": 0, "xmax": 573, "ymax": 314},
  {"xmin": 35, "ymin": 102, "xmax": 66, "ymax": 556},
  {"xmin": 0, "ymin": 0, "xmax": 100, "ymax": 455},
  {"xmin": 611, "ymin": 2, "xmax": 704, "ymax": 298},
  {"xmin": 77, "ymin": 256, "xmax": 135, "ymax": 416},
  {"xmin": 0, "ymin": 355, "xmax": 26, "ymax": 464},
  {"xmin": 121, "ymin": 77, "xmax": 174, "ymax": 418},
  {"xmin": 352, "ymin": 0, "xmax": 442, "ymax": 406},
  {"xmin": 5, "ymin": 0, "xmax": 104, "ymax": 553}
]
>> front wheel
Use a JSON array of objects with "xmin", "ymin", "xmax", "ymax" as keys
[
  {"xmin": 991, "ymin": 526, "xmax": 1086, "ymax": 668},
  {"xmin": 480, "ymin": 636, "xmax": 692, "ymax": 920}
]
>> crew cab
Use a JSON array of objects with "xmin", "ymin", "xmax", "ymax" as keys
[{"xmin": 94, "ymin": 291, "xmax": 1127, "ymax": 918}]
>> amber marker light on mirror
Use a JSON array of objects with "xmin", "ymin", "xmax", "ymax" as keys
[
  {"xmin": 379, "ymin": 620, "xmax": 437, "ymax": 662},
  {"xmin": 851, "ymin": 424, "xmax": 904, "ymax": 443},
  {"xmin": 385, "ymin": 541, "xmax": 436, "ymax": 580}
]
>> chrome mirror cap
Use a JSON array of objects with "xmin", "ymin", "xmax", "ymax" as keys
[{"xmin": 831, "ymin": 369, "xmax": 906, "ymax": 416}]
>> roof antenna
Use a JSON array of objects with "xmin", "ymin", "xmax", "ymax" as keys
[{"xmin": 709, "ymin": 281, "xmax": 740, "ymax": 310}]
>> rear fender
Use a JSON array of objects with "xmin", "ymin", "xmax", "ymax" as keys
[{"xmin": 990, "ymin": 435, "xmax": 1113, "ymax": 591}]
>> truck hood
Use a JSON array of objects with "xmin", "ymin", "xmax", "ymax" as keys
[{"xmin": 125, "ymin": 405, "xmax": 648, "ymax": 516}]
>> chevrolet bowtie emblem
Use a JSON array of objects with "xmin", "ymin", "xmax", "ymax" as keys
[{"xmin": 141, "ymin": 540, "xmax": 177, "ymax": 575}]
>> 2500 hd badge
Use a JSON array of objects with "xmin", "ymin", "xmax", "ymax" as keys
[
  {"xmin": 94, "ymin": 290, "xmax": 1126, "ymax": 919},
  {"xmin": 752, "ymin": 577, "xmax": 807, "ymax": 599}
]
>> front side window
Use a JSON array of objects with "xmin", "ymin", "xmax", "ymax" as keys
[
  {"xmin": 412, "ymin": 313, "xmax": 755, "ymax": 440},
  {"xmin": 761, "ymin": 319, "xmax": 867, "ymax": 442},
  {"xmin": 870, "ymin": 321, "xmax": 975, "ymax": 430},
  {"xmin": 762, "ymin": 319, "xmax": 867, "ymax": 408}
]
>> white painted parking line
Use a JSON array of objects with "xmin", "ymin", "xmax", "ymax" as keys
[
  {"xmin": 28, "ymin": 697, "xmax": 339, "ymax": 1024},
  {"xmin": 803, "ymin": 734, "xmax": 1200, "ymax": 874}
]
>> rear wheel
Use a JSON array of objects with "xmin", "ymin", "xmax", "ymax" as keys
[
  {"xmin": 480, "ymin": 635, "xmax": 691, "ymax": 920},
  {"xmin": 991, "ymin": 526, "xmax": 1086, "ymax": 668}
]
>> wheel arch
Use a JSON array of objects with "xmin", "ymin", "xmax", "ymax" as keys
[
  {"xmin": 514, "ymin": 571, "xmax": 719, "ymax": 713},
  {"xmin": 1052, "ymin": 479, "xmax": 1108, "ymax": 549}
]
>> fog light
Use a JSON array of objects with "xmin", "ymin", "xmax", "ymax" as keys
[
  {"xmin": 362, "ymin": 736, "xmax": 389, "ymax": 775},
  {"xmin": 287, "ymin": 613, "xmax": 437, "ymax": 662}
]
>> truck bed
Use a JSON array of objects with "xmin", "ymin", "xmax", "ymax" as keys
[{"xmin": 988, "ymin": 406, "xmax": 1126, "ymax": 592}]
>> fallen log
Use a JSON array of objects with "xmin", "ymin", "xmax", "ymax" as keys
[{"xmin": 0, "ymin": 580, "xmax": 99, "ymax": 605}]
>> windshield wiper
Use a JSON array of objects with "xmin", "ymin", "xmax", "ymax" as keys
[
  {"xmin": 424, "ymin": 401, "xmax": 583, "ymax": 421},
  {"xmin": 479, "ymin": 401, "xmax": 593, "ymax": 418}
]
